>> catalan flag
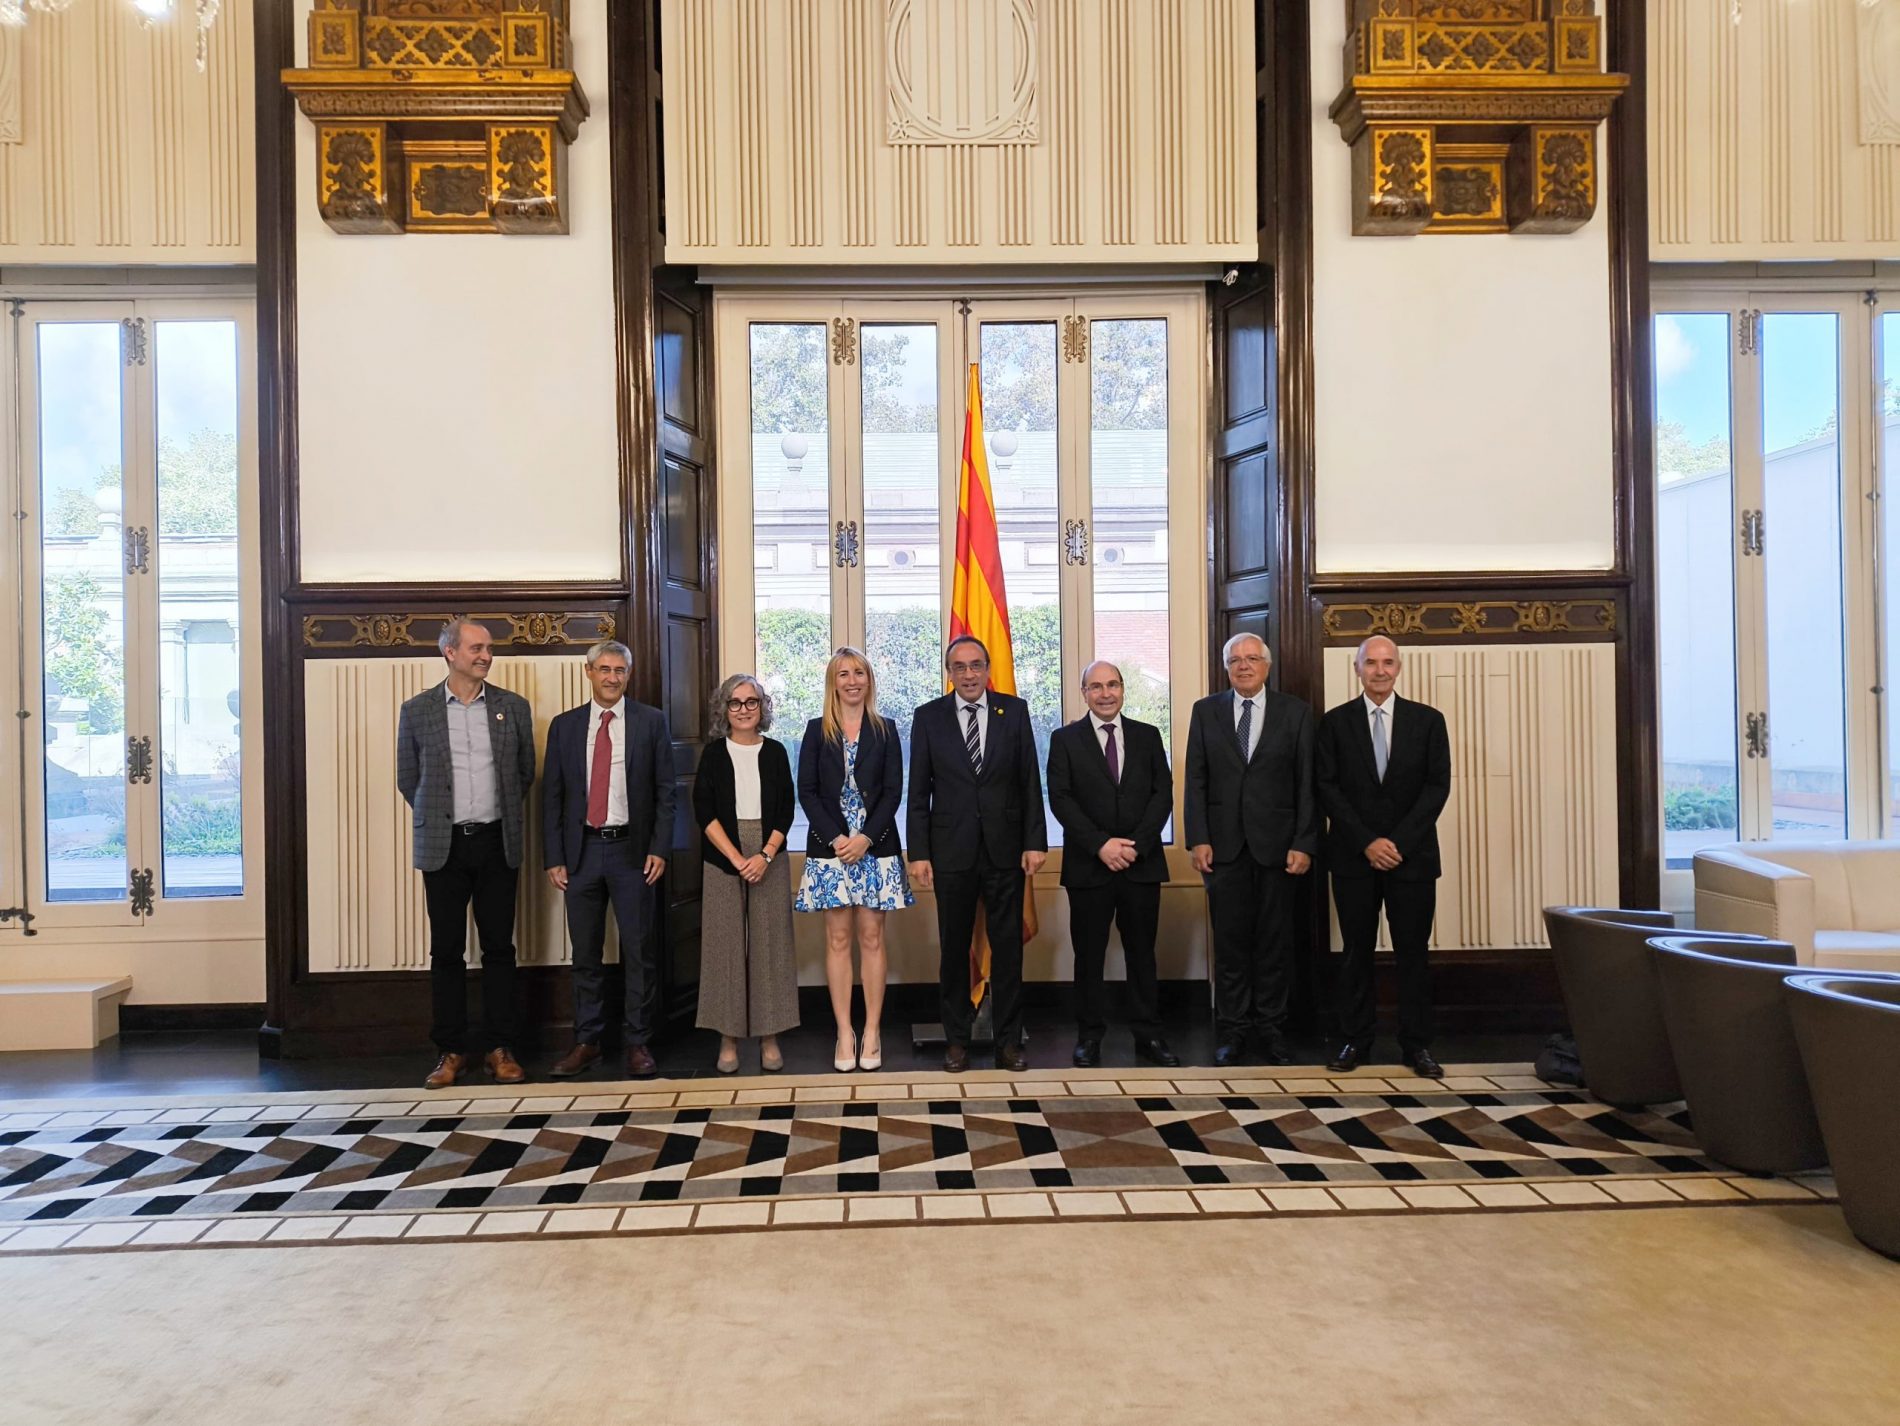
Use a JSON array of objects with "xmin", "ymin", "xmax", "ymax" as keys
[
  {"xmin": 950, "ymin": 363, "xmax": 1037, "ymax": 1009},
  {"xmin": 950, "ymin": 363, "xmax": 1016, "ymax": 697}
]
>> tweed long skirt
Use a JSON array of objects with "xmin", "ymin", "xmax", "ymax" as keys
[{"xmin": 696, "ymin": 820, "xmax": 800, "ymax": 1038}]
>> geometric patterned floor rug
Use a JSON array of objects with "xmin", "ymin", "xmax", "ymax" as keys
[{"xmin": 0, "ymin": 1065, "xmax": 1836, "ymax": 1256}]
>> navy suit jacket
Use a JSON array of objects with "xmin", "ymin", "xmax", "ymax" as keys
[
  {"xmin": 906, "ymin": 691, "xmax": 1047, "ymax": 872},
  {"xmin": 1316, "ymin": 693, "xmax": 1450, "ymax": 882},
  {"xmin": 542, "ymin": 699, "xmax": 676, "ymax": 873},
  {"xmin": 797, "ymin": 716, "xmax": 904, "ymax": 861},
  {"xmin": 1182, "ymin": 688, "xmax": 1317, "ymax": 867},
  {"xmin": 1046, "ymin": 714, "xmax": 1172, "ymax": 888}
]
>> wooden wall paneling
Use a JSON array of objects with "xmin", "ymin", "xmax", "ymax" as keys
[
  {"xmin": 612, "ymin": 0, "xmax": 716, "ymax": 1024},
  {"xmin": 1210, "ymin": 274, "xmax": 1274, "ymax": 683},
  {"xmin": 1609, "ymin": 0, "xmax": 1661, "ymax": 909}
]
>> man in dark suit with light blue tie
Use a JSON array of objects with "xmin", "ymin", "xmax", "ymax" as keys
[
  {"xmin": 907, "ymin": 635, "xmax": 1047, "ymax": 1073},
  {"xmin": 1317, "ymin": 635, "xmax": 1452, "ymax": 1079},
  {"xmin": 1184, "ymin": 632, "xmax": 1317, "ymax": 1068},
  {"xmin": 542, "ymin": 639, "xmax": 675, "ymax": 1080}
]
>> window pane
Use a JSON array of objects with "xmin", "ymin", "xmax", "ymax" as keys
[
  {"xmin": 1762, "ymin": 312, "xmax": 1847, "ymax": 841},
  {"xmin": 860, "ymin": 324, "xmax": 940, "ymax": 834},
  {"xmin": 749, "ymin": 323, "xmax": 832, "ymax": 827},
  {"xmin": 980, "ymin": 322, "xmax": 1061, "ymax": 845},
  {"xmin": 1654, "ymin": 313, "xmax": 1739, "ymax": 867},
  {"xmin": 1882, "ymin": 312, "xmax": 1900, "ymax": 837},
  {"xmin": 154, "ymin": 320, "xmax": 244, "ymax": 898},
  {"xmin": 38, "ymin": 324, "xmax": 128, "ymax": 902},
  {"xmin": 1089, "ymin": 318, "xmax": 1171, "ymax": 838}
]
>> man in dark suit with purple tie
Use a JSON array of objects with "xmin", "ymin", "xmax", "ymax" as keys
[{"xmin": 1047, "ymin": 660, "xmax": 1178, "ymax": 1068}]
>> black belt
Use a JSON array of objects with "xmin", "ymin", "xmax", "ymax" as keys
[
  {"xmin": 584, "ymin": 824, "xmax": 630, "ymax": 841},
  {"xmin": 453, "ymin": 821, "xmax": 499, "ymax": 836}
]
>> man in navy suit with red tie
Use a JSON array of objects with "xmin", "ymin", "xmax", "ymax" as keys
[{"xmin": 542, "ymin": 639, "xmax": 675, "ymax": 1081}]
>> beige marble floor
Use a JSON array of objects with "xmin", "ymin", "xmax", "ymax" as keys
[{"xmin": 5, "ymin": 1203, "xmax": 1898, "ymax": 1425}]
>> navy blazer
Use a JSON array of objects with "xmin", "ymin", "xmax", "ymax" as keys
[
  {"xmin": 542, "ymin": 698, "xmax": 676, "ymax": 872},
  {"xmin": 797, "ymin": 717, "xmax": 904, "ymax": 861},
  {"xmin": 1046, "ymin": 714, "xmax": 1172, "ymax": 888},
  {"xmin": 1182, "ymin": 688, "xmax": 1317, "ymax": 867},
  {"xmin": 1315, "ymin": 693, "xmax": 1450, "ymax": 882},
  {"xmin": 906, "ymin": 691, "xmax": 1047, "ymax": 872}
]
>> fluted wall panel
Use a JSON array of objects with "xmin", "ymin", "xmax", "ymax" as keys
[
  {"xmin": 305, "ymin": 658, "xmax": 616, "ymax": 976},
  {"xmin": 0, "ymin": 1, "xmax": 253, "ymax": 262},
  {"xmin": 1322, "ymin": 645, "xmax": 1619, "ymax": 952},
  {"xmin": 1649, "ymin": 0, "xmax": 1899, "ymax": 260},
  {"xmin": 659, "ymin": 0, "xmax": 1254, "ymax": 264}
]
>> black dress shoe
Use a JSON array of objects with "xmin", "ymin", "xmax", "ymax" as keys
[
  {"xmin": 1257, "ymin": 1030, "xmax": 1294, "ymax": 1066},
  {"xmin": 1327, "ymin": 1041, "xmax": 1369, "ymax": 1074},
  {"xmin": 1213, "ymin": 1042, "xmax": 1246, "ymax": 1069},
  {"xmin": 943, "ymin": 1043, "xmax": 970, "ymax": 1074},
  {"xmin": 994, "ymin": 1041, "xmax": 1028, "ymax": 1073},
  {"xmin": 1404, "ymin": 1048, "xmax": 1445, "ymax": 1079},
  {"xmin": 1133, "ymin": 1036, "xmax": 1181, "ymax": 1068},
  {"xmin": 1072, "ymin": 1039, "xmax": 1101, "ymax": 1068}
]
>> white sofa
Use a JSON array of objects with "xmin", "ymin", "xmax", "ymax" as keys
[{"xmin": 1693, "ymin": 842, "xmax": 1900, "ymax": 971}]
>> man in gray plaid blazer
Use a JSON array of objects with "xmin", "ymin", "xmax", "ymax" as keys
[{"xmin": 396, "ymin": 618, "xmax": 537, "ymax": 1090}]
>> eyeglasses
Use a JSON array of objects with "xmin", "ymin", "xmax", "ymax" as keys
[
  {"xmin": 947, "ymin": 660, "xmax": 989, "ymax": 675},
  {"xmin": 726, "ymin": 697, "xmax": 762, "ymax": 712}
]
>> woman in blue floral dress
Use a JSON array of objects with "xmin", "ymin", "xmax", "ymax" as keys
[{"xmin": 795, "ymin": 647, "xmax": 913, "ymax": 1071}]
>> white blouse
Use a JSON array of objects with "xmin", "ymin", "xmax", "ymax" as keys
[{"xmin": 727, "ymin": 738, "xmax": 765, "ymax": 820}]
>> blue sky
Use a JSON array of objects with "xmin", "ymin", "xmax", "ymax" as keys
[
  {"xmin": 1654, "ymin": 310, "xmax": 1842, "ymax": 456},
  {"xmin": 36, "ymin": 318, "xmax": 237, "ymax": 508}
]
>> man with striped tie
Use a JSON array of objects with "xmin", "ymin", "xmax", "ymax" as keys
[
  {"xmin": 1316, "ymin": 635, "xmax": 1452, "ymax": 1079},
  {"xmin": 907, "ymin": 635, "xmax": 1048, "ymax": 1073},
  {"xmin": 1184, "ymin": 632, "xmax": 1317, "ymax": 1068}
]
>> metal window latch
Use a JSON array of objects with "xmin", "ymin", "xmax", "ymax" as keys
[
  {"xmin": 124, "ymin": 525, "xmax": 150, "ymax": 574},
  {"xmin": 1739, "ymin": 509, "xmax": 1764, "ymax": 556},
  {"xmin": 1063, "ymin": 518, "xmax": 1090, "ymax": 566},
  {"xmin": 1744, "ymin": 711, "xmax": 1767, "ymax": 759},
  {"xmin": 833, "ymin": 519, "xmax": 860, "ymax": 568},
  {"xmin": 127, "ymin": 734, "xmax": 153, "ymax": 785},
  {"xmin": 1062, "ymin": 315, "xmax": 1089, "ymax": 363},
  {"xmin": 1736, "ymin": 309, "xmax": 1761, "ymax": 356},
  {"xmin": 121, "ymin": 317, "xmax": 148, "ymax": 366},
  {"xmin": 130, "ymin": 868, "xmax": 155, "ymax": 917}
]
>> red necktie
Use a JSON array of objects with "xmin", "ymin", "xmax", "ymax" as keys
[{"xmin": 587, "ymin": 710, "xmax": 615, "ymax": 827}]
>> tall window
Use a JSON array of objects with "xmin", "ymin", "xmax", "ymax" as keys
[
  {"xmin": 1653, "ymin": 287, "xmax": 1895, "ymax": 885},
  {"xmin": 720, "ymin": 293, "xmax": 1203, "ymax": 858},
  {"xmin": 8, "ymin": 299, "xmax": 258, "ymax": 924}
]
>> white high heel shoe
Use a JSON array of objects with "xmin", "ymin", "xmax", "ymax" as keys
[
  {"xmin": 857, "ymin": 1029, "xmax": 883, "ymax": 1072},
  {"xmin": 834, "ymin": 1029, "xmax": 858, "ymax": 1073}
]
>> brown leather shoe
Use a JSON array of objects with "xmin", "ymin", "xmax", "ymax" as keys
[
  {"xmin": 424, "ymin": 1052, "xmax": 467, "ymax": 1090},
  {"xmin": 627, "ymin": 1044, "xmax": 659, "ymax": 1079},
  {"xmin": 548, "ymin": 1042, "xmax": 602, "ymax": 1078},
  {"xmin": 484, "ymin": 1047, "xmax": 527, "ymax": 1084},
  {"xmin": 943, "ymin": 1043, "xmax": 969, "ymax": 1074}
]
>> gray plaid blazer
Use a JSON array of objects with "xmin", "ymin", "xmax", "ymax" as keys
[{"xmin": 396, "ymin": 680, "xmax": 536, "ymax": 872}]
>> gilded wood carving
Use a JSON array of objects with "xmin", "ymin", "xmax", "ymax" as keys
[
  {"xmin": 1330, "ymin": 1, "xmax": 1627, "ymax": 236},
  {"xmin": 1321, "ymin": 600, "xmax": 1617, "ymax": 639},
  {"xmin": 302, "ymin": 611, "xmax": 616, "ymax": 651},
  {"xmin": 283, "ymin": 2, "xmax": 588, "ymax": 235}
]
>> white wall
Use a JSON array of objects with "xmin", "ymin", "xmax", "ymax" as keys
[
  {"xmin": 1309, "ymin": 4, "xmax": 1618, "ymax": 574},
  {"xmin": 292, "ymin": 2, "xmax": 621, "ymax": 584}
]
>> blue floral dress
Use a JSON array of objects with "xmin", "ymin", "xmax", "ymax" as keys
[{"xmin": 794, "ymin": 737, "xmax": 915, "ymax": 912}]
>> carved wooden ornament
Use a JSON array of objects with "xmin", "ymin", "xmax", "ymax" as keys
[
  {"xmin": 283, "ymin": 1, "xmax": 588, "ymax": 235},
  {"xmin": 1329, "ymin": 1, "xmax": 1628, "ymax": 236}
]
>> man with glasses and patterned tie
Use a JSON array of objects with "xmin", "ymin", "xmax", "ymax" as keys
[
  {"xmin": 907, "ymin": 635, "xmax": 1047, "ymax": 1073},
  {"xmin": 543, "ymin": 639, "xmax": 675, "ymax": 1080},
  {"xmin": 1316, "ymin": 635, "xmax": 1452, "ymax": 1079},
  {"xmin": 1047, "ymin": 660, "xmax": 1179, "ymax": 1069},
  {"xmin": 1184, "ymin": 632, "xmax": 1317, "ymax": 1068}
]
